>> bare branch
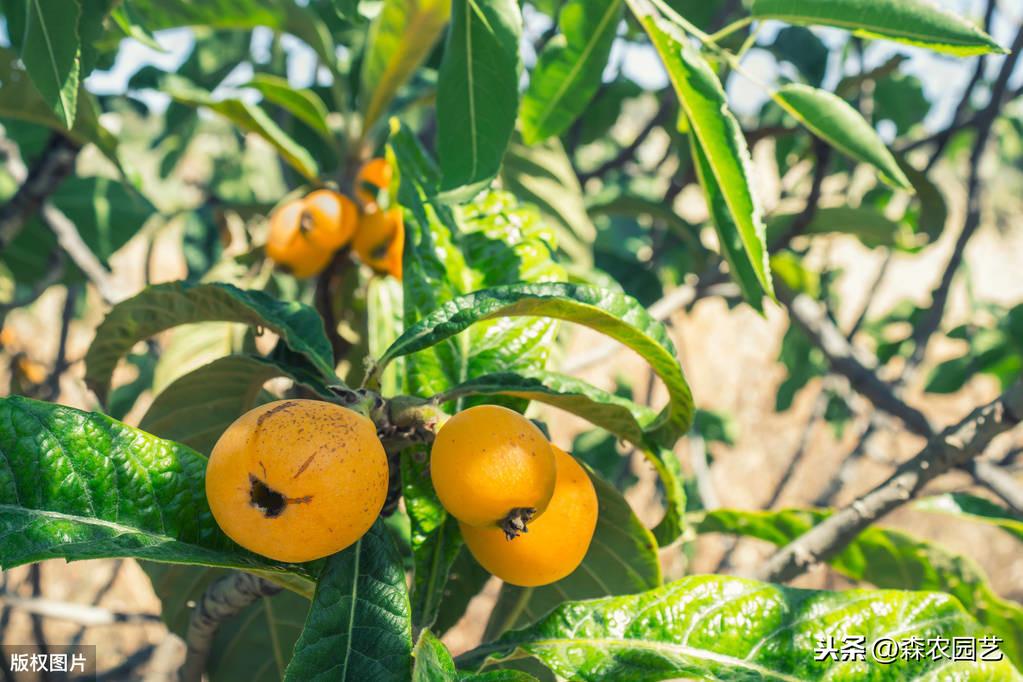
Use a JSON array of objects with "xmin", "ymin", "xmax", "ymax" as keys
[
  {"xmin": 180, "ymin": 572, "xmax": 283, "ymax": 682},
  {"xmin": 0, "ymin": 134, "xmax": 80, "ymax": 250},
  {"xmin": 965, "ymin": 459, "xmax": 1023, "ymax": 516},
  {"xmin": 42, "ymin": 204, "xmax": 120, "ymax": 305},
  {"xmin": 779, "ymin": 286, "xmax": 934, "ymax": 438},
  {"xmin": 757, "ymin": 382, "xmax": 1023, "ymax": 582},
  {"xmin": 0, "ymin": 592, "xmax": 161, "ymax": 626},
  {"xmin": 769, "ymin": 141, "xmax": 832, "ymax": 250},
  {"xmin": 42, "ymin": 285, "xmax": 77, "ymax": 401},
  {"xmin": 904, "ymin": 25, "xmax": 1023, "ymax": 375},
  {"xmin": 688, "ymin": 431, "xmax": 719, "ymax": 511},
  {"xmin": 0, "ymin": 252, "xmax": 65, "ymax": 318},
  {"xmin": 577, "ymin": 92, "xmax": 672, "ymax": 183},
  {"xmin": 921, "ymin": 0, "xmax": 999, "ymax": 171}
]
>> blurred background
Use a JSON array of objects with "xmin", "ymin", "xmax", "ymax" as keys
[{"xmin": 1, "ymin": 0, "xmax": 1022, "ymax": 678}]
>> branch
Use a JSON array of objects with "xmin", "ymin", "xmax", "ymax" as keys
[
  {"xmin": 756, "ymin": 381, "xmax": 1023, "ymax": 582},
  {"xmin": 921, "ymin": 0, "xmax": 998, "ymax": 171},
  {"xmin": 0, "ymin": 251, "xmax": 65, "ymax": 319},
  {"xmin": 901, "ymin": 25, "xmax": 1023, "ymax": 382},
  {"xmin": 811, "ymin": 418, "xmax": 880, "ymax": 506},
  {"xmin": 577, "ymin": 92, "xmax": 672, "ymax": 183},
  {"xmin": 769, "ymin": 140, "xmax": 832, "ymax": 250},
  {"xmin": 42, "ymin": 203, "xmax": 120, "ymax": 305},
  {"xmin": 180, "ymin": 572, "xmax": 282, "ymax": 682},
  {"xmin": 0, "ymin": 134, "xmax": 79, "ymax": 250},
  {"xmin": 0, "ymin": 592, "xmax": 161, "ymax": 626},
  {"xmin": 965, "ymin": 459, "xmax": 1023, "ymax": 516},
  {"xmin": 42, "ymin": 285, "xmax": 77, "ymax": 401},
  {"xmin": 779, "ymin": 286, "xmax": 934, "ymax": 437}
]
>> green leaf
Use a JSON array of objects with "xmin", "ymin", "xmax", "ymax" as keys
[
  {"xmin": 689, "ymin": 136, "xmax": 767, "ymax": 312},
  {"xmin": 0, "ymin": 49, "xmax": 118, "ymax": 162},
  {"xmin": 414, "ymin": 629, "xmax": 539, "ymax": 681},
  {"xmin": 140, "ymin": 354, "xmax": 333, "ymax": 455},
  {"xmin": 388, "ymin": 124, "xmax": 565, "ymax": 402},
  {"xmin": 152, "ymin": 322, "xmax": 242, "ymax": 395},
  {"xmin": 402, "ymin": 448, "xmax": 463, "ymax": 631},
  {"xmin": 767, "ymin": 26, "xmax": 828, "ymax": 86},
  {"xmin": 2, "ymin": 175, "xmax": 155, "ymax": 283},
  {"xmin": 462, "ymin": 574, "xmax": 1020, "ymax": 680},
  {"xmin": 898, "ymin": 155, "xmax": 948, "ymax": 243},
  {"xmin": 695, "ymin": 508, "xmax": 1023, "ymax": 666},
  {"xmin": 751, "ymin": 0, "xmax": 1006, "ymax": 56},
  {"xmin": 107, "ymin": 351, "xmax": 157, "ymax": 420},
  {"xmin": 360, "ymin": 0, "xmax": 451, "ymax": 133},
  {"xmin": 0, "ymin": 396, "xmax": 314, "ymax": 590},
  {"xmin": 126, "ymin": 0, "xmax": 338, "ymax": 72},
  {"xmin": 501, "ymin": 134, "xmax": 596, "ymax": 265},
  {"xmin": 168, "ymin": 81, "xmax": 319, "ymax": 181},
  {"xmin": 243, "ymin": 73, "xmax": 333, "ymax": 143},
  {"xmin": 284, "ymin": 522, "xmax": 413, "ymax": 681},
  {"xmin": 366, "ymin": 277, "xmax": 406, "ymax": 398},
  {"xmin": 916, "ymin": 493, "xmax": 1023, "ymax": 543},
  {"xmin": 437, "ymin": 0, "xmax": 522, "ymax": 198},
  {"xmin": 375, "ymin": 282, "xmax": 694, "ymax": 445},
  {"xmin": 438, "ymin": 369, "xmax": 656, "ymax": 446},
  {"xmin": 773, "ymin": 84, "xmax": 911, "ymax": 189},
  {"xmin": 924, "ymin": 354, "xmax": 977, "ymax": 394},
  {"xmin": 17, "ymin": 0, "xmax": 82, "ymax": 128},
  {"xmin": 110, "ymin": 3, "xmax": 166, "ymax": 52},
  {"xmin": 520, "ymin": 0, "xmax": 623, "ymax": 144},
  {"xmin": 628, "ymin": 2, "xmax": 772, "ymax": 305},
  {"xmin": 483, "ymin": 470, "xmax": 660, "ymax": 640},
  {"xmin": 143, "ymin": 563, "xmax": 310, "ymax": 682},
  {"xmin": 84, "ymin": 281, "xmax": 338, "ymax": 405},
  {"xmin": 432, "ymin": 547, "xmax": 491, "ymax": 636}
]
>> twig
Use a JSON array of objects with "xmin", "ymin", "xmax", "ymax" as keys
[
  {"xmin": 563, "ymin": 263, "xmax": 728, "ymax": 374},
  {"xmin": 765, "ymin": 387, "xmax": 831, "ymax": 510},
  {"xmin": 0, "ymin": 574, "xmax": 14, "ymax": 682},
  {"xmin": 42, "ymin": 204, "xmax": 120, "ymax": 305},
  {"xmin": 921, "ymin": 0, "xmax": 999, "ymax": 172},
  {"xmin": 0, "ymin": 134, "xmax": 80, "ymax": 250},
  {"xmin": 846, "ymin": 251, "xmax": 892, "ymax": 339},
  {"xmin": 756, "ymin": 381, "xmax": 1023, "ymax": 582},
  {"xmin": 71, "ymin": 559, "xmax": 123, "ymax": 648},
  {"xmin": 811, "ymin": 418, "xmax": 880, "ymax": 506},
  {"xmin": 965, "ymin": 459, "xmax": 1023, "ymax": 516},
  {"xmin": 785, "ymin": 287, "xmax": 1023, "ymax": 512},
  {"xmin": 180, "ymin": 572, "xmax": 283, "ymax": 682},
  {"xmin": 779, "ymin": 286, "xmax": 934, "ymax": 437},
  {"xmin": 903, "ymin": 25, "xmax": 1023, "ymax": 377},
  {"xmin": 28, "ymin": 564, "xmax": 51, "ymax": 682},
  {"xmin": 0, "ymin": 592, "xmax": 161, "ymax": 626},
  {"xmin": 689, "ymin": 430, "xmax": 718, "ymax": 511},
  {"xmin": 94, "ymin": 645, "xmax": 156, "ymax": 682},
  {"xmin": 769, "ymin": 141, "xmax": 831, "ymax": 250},
  {"xmin": 715, "ymin": 385, "xmax": 829, "ymax": 573},
  {"xmin": 0, "ymin": 252, "xmax": 66, "ymax": 319},
  {"xmin": 577, "ymin": 92, "xmax": 672, "ymax": 183},
  {"xmin": 43, "ymin": 285, "xmax": 77, "ymax": 401}
]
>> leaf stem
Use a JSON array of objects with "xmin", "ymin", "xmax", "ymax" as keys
[
  {"xmin": 646, "ymin": 0, "xmax": 772, "ymax": 92},
  {"xmin": 707, "ymin": 16, "xmax": 753, "ymax": 44}
]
